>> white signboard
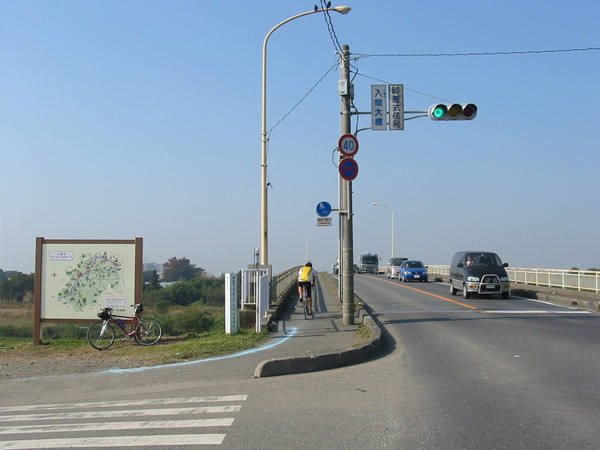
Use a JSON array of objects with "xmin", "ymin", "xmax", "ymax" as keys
[
  {"xmin": 317, "ymin": 217, "xmax": 333, "ymax": 227},
  {"xmin": 225, "ymin": 273, "xmax": 238, "ymax": 334},
  {"xmin": 38, "ymin": 240, "xmax": 139, "ymax": 320},
  {"xmin": 389, "ymin": 84, "xmax": 404, "ymax": 130},
  {"xmin": 371, "ymin": 84, "xmax": 387, "ymax": 130}
]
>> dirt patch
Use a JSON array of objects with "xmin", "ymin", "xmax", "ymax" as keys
[{"xmin": 0, "ymin": 338, "xmax": 186, "ymax": 380}]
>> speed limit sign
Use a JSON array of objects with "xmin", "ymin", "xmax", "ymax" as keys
[{"xmin": 338, "ymin": 134, "xmax": 359, "ymax": 157}]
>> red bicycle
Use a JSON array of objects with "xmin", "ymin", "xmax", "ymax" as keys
[{"xmin": 87, "ymin": 304, "xmax": 162, "ymax": 350}]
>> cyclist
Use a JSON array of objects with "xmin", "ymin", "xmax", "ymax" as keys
[{"xmin": 297, "ymin": 261, "xmax": 315, "ymax": 315}]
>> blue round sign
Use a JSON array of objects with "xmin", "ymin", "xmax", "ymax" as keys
[{"xmin": 316, "ymin": 201, "xmax": 332, "ymax": 217}]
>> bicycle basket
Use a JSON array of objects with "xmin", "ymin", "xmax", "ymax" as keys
[
  {"xmin": 97, "ymin": 309, "xmax": 111, "ymax": 320},
  {"xmin": 134, "ymin": 304, "xmax": 143, "ymax": 314}
]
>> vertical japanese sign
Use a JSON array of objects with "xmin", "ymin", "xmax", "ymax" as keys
[
  {"xmin": 371, "ymin": 84, "xmax": 387, "ymax": 130},
  {"xmin": 389, "ymin": 84, "xmax": 404, "ymax": 130},
  {"xmin": 225, "ymin": 273, "xmax": 238, "ymax": 334}
]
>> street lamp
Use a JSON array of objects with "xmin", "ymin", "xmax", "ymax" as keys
[
  {"xmin": 373, "ymin": 203, "xmax": 395, "ymax": 258},
  {"xmin": 260, "ymin": 6, "xmax": 351, "ymax": 266},
  {"xmin": 305, "ymin": 234, "xmax": 319, "ymax": 261}
]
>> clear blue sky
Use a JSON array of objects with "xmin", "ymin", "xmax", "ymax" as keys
[{"xmin": 2, "ymin": 0, "xmax": 599, "ymax": 276}]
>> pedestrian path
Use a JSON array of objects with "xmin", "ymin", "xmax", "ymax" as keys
[{"xmin": 0, "ymin": 395, "xmax": 246, "ymax": 448}]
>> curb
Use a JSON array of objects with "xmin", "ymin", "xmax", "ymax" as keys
[{"xmin": 253, "ymin": 314, "xmax": 382, "ymax": 378}]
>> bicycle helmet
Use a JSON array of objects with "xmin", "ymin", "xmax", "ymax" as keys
[{"xmin": 305, "ymin": 261, "xmax": 312, "ymax": 267}]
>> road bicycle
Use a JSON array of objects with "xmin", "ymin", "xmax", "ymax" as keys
[
  {"xmin": 300, "ymin": 285, "xmax": 314, "ymax": 320},
  {"xmin": 87, "ymin": 304, "xmax": 162, "ymax": 350}
]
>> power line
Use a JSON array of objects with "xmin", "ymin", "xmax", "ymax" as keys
[
  {"xmin": 353, "ymin": 47, "xmax": 600, "ymax": 59},
  {"xmin": 318, "ymin": 1, "xmax": 343, "ymax": 54}
]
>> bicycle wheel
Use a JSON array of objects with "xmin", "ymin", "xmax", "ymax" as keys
[
  {"xmin": 134, "ymin": 318, "xmax": 162, "ymax": 346},
  {"xmin": 302, "ymin": 291, "xmax": 309, "ymax": 320},
  {"xmin": 87, "ymin": 321, "xmax": 115, "ymax": 350}
]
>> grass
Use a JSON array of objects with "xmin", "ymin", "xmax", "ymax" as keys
[
  {"xmin": 0, "ymin": 301, "xmax": 270, "ymax": 366},
  {"xmin": 0, "ymin": 330, "xmax": 270, "ymax": 368}
]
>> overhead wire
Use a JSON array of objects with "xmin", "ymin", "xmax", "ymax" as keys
[
  {"xmin": 352, "ymin": 47, "xmax": 600, "ymax": 59},
  {"xmin": 265, "ymin": 3, "xmax": 347, "ymax": 188}
]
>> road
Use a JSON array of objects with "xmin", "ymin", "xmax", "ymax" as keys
[{"xmin": 2, "ymin": 276, "xmax": 600, "ymax": 448}]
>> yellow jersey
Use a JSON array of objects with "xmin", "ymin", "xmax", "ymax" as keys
[{"xmin": 298, "ymin": 266, "xmax": 313, "ymax": 283}]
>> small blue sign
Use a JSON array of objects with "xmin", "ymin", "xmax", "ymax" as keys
[{"xmin": 316, "ymin": 201, "xmax": 332, "ymax": 217}]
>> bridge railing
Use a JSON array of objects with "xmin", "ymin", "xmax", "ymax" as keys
[
  {"xmin": 427, "ymin": 265, "xmax": 600, "ymax": 293},
  {"xmin": 271, "ymin": 266, "xmax": 301, "ymax": 303}
]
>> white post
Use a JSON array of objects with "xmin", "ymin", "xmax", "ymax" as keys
[{"xmin": 225, "ymin": 273, "xmax": 238, "ymax": 335}]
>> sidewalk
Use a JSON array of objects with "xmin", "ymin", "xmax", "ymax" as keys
[{"xmin": 253, "ymin": 272, "xmax": 383, "ymax": 377}]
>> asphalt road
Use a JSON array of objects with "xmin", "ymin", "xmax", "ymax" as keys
[{"xmin": 2, "ymin": 276, "xmax": 600, "ymax": 449}]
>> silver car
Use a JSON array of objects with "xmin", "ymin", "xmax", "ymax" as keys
[{"xmin": 386, "ymin": 257, "xmax": 407, "ymax": 279}]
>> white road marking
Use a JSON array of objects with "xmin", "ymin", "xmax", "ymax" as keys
[
  {"xmin": 0, "ymin": 395, "xmax": 247, "ymax": 413},
  {"xmin": 484, "ymin": 310, "xmax": 591, "ymax": 314},
  {"xmin": 0, "ymin": 395, "xmax": 246, "ymax": 448},
  {"xmin": 0, "ymin": 405, "xmax": 241, "ymax": 422},
  {"xmin": 0, "ymin": 434, "xmax": 226, "ymax": 448},
  {"xmin": 0, "ymin": 418, "xmax": 234, "ymax": 434}
]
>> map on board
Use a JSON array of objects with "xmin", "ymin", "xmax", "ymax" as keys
[
  {"xmin": 55, "ymin": 251, "xmax": 124, "ymax": 312},
  {"xmin": 41, "ymin": 242, "xmax": 137, "ymax": 320}
]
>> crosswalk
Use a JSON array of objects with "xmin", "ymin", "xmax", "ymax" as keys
[{"xmin": 0, "ymin": 395, "xmax": 247, "ymax": 448}]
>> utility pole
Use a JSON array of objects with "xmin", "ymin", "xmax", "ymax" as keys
[{"xmin": 339, "ymin": 44, "xmax": 354, "ymax": 325}]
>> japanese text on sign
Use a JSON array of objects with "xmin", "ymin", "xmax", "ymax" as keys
[
  {"xmin": 389, "ymin": 84, "xmax": 404, "ymax": 130},
  {"xmin": 371, "ymin": 85, "xmax": 387, "ymax": 130}
]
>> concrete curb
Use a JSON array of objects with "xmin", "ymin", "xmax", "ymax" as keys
[{"xmin": 253, "ymin": 314, "xmax": 382, "ymax": 378}]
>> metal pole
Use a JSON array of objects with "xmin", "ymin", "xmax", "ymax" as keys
[
  {"xmin": 260, "ymin": 7, "xmax": 351, "ymax": 266},
  {"xmin": 373, "ymin": 203, "xmax": 395, "ymax": 257},
  {"xmin": 339, "ymin": 44, "xmax": 354, "ymax": 325},
  {"xmin": 305, "ymin": 235, "xmax": 318, "ymax": 261}
]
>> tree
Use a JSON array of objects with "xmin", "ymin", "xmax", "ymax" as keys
[
  {"xmin": 0, "ymin": 272, "xmax": 34, "ymax": 302},
  {"xmin": 143, "ymin": 270, "xmax": 162, "ymax": 292},
  {"xmin": 161, "ymin": 257, "xmax": 204, "ymax": 282}
]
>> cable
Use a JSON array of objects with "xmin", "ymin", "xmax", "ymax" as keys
[
  {"xmin": 267, "ymin": 62, "xmax": 338, "ymax": 136},
  {"xmin": 319, "ymin": 0, "xmax": 343, "ymax": 54},
  {"xmin": 353, "ymin": 47, "xmax": 600, "ymax": 59}
]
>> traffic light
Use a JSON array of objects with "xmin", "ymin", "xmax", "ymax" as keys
[{"xmin": 428, "ymin": 103, "xmax": 477, "ymax": 121}]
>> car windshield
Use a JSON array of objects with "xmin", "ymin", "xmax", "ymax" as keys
[
  {"xmin": 389, "ymin": 258, "xmax": 406, "ymax": 266},
  {"xmin": 362, "ymin": 256, "xmax": 378, "ymax": 264},
  {"xmin": 465, "ymin": 253, "xmax": 503, "ymax": 267},
  {"xmin": 404, "ymin": 261, "xmax": 424, "ymax": 268}
]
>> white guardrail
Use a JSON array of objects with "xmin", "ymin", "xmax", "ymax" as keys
[{"xmin": 426, "ymin": 265, "xmax": 600, "ymax": 293}]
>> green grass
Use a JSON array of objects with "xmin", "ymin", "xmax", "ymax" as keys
[
  {"xmin": 0, "ymin": 329, "xmax": 269, "ymax": 366},
  {"xmin": 0, "ymin": 302, "xmax": 270, "ymax": 366}
]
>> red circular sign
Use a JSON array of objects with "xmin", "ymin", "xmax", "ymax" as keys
[
  {"xmin": 339, "ymin": 157, "xmax": 359, "ymax": 181},
  {"xmin": 338, "ymin": 134, "xmax": 359, "ymax": 157}
]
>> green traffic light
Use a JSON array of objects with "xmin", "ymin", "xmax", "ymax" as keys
[{"xmin": 432, "ymin": 104, "xmax": 447, "ymax": 118}]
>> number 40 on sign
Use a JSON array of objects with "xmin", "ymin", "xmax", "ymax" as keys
[{"xmin": 338, "ymin": 134, "xmax": 359, "ymax": 157}]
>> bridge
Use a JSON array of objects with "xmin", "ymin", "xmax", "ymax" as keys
[{"xmin": 261, "ymin": 265, "xmax": 600, "ymax": 328}]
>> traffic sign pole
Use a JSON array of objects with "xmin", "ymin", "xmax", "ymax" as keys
[{"xmin": 338, "ymin": 44, "xmax": 355, "ymax": 325}]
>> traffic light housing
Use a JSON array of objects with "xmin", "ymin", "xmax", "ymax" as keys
[{"xmin": 428, "ymin": 103, "xmax": 477, "ymax": 121}]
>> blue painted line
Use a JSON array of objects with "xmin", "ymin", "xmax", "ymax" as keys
[{"xmin": 105, "ymin": 327, "xmax": 299, "ymax": 374}]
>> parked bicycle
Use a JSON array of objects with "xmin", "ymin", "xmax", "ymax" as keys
[{"xmin": 87, "ymin": 304, "xmax": 162, "ymax": 350}]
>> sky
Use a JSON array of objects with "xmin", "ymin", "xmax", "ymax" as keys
[{"xmin": 2, "ymin": 0, "xmax": 599, "ymax": 276}]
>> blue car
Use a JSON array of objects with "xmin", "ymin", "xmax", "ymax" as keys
[{"xmin": 399, "ymin": 260, "xmax": 428, "ymax": 282}]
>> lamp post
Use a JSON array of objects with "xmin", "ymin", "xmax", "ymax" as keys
[
  {"xmin": 373, "ymin": 203, "xmax": 396, "ymax": 258},
  {"xmin": 260, "ymin": 6, "xmax": 351, "ymax": 266},
  {"xmin": 305, "ymin": 234, "xmax": 319, "ymax": 261}
]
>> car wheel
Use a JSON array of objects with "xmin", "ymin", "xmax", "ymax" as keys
[
  {"xmin": 501, "ymin": 292, "xmax": 510, "ymax": 299},
  {"xmin": 462, "ymin": 284, "xmax": 471, "ymax": 299},
  {"xmin": 449, "ymin": 280, "xmax": 457, "ymax": 296}
]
